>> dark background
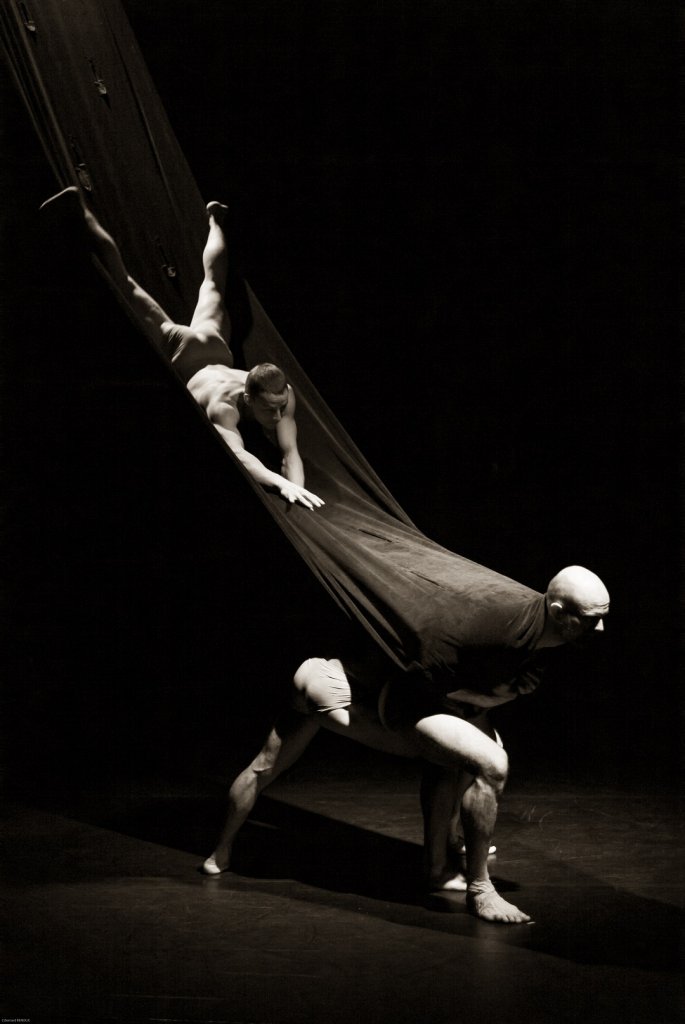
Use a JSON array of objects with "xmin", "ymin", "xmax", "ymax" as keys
[{"xmin": 0, "ymin": 1, "xmax": 679, "ymax": 794}]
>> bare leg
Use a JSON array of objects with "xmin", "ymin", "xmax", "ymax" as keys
[
  {"xmin": 320, "ymin": 702, "xmax": 421, "ymax": 759},
  {"xmin": 40, "ymin": 186, "xmax": 173, "ymax": 342},
  {"xmin": 321, "ymin": 702, "xmax": 529, "ymax": 921},
  {"xmin": 421, "ymin": 765, "xmax": 472, "ymax": 891},
  {"xmin": 252, "ymin": 659, "xmax": 528, "ymax": 922},
  {"xmin": 460, "ymin": 778, "xmax": 531, "ymax": 924},
  {"xmin": 445, "ymin": 804, "xmax": 496, "ymax": 870},
  {"xmin": 445, "ymin": 721, "xmax": 502, "ymax": 873},
  {"xmin": 424, "ymin": 715, "xmax": 501, "ymax": 890},
  {"xmin": 203, "ymin": 710, "xmax": 321, "ymax": 875},
  {"xmin": 189, "ymin": 202, "xmax": 231, "ymax": 348},
  {"xmin": 408, "ymin": 714, "xmax": 531, "ymax": 923}
]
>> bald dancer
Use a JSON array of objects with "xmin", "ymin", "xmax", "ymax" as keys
[
  {"xmin": 41, "ymin": 188, "xmax": 323, "ymax": 511},
  {"xmin": 203, "ymin": 566, "xmax": 610, "ymax": 925}
]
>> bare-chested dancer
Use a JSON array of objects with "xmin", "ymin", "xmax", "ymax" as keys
[
  {"xmin": 203, "ymin": 566, "xmax": 610, "ymax": 924},
  {"xmin": 41, "ymin": 188, "xmax": 323, "ymax": 511}
]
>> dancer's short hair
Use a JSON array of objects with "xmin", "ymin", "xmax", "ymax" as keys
[{"xmin": 245, "ymin": 362, "xmax": 287, "ymax": 397}]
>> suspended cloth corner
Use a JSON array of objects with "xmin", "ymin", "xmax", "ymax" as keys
[{"xmin": 0, "ymin": 0, "xmax": 542, "ymax": 681}]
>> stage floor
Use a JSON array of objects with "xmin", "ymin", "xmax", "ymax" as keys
[{"xmin": 3, "ymin": 735, "xmax": 682, "ymax": 1024}]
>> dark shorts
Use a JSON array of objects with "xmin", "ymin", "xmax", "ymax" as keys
[
  {"xmin": 378, "ymin": 677, "xmax": 483, "ymax": 729},
  {"xmin": 290, "ymin": 657, "xmax": 502, "ymax": 749},
  {"xmin": 291, "ymin": 658, "xmax": 484, "ymax": 726}
]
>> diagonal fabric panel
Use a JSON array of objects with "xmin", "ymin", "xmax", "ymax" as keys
[{"xmin": 1, "ymin": 0, "xmax": 541, "ymax": 680}]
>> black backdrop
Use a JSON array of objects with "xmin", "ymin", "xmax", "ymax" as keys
[{"xmin": 0, "ymin": 1, "xmax": 679, "ymax": 791}]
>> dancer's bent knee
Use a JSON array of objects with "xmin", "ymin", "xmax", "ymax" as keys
[{"xmin": 480, "ymin": 747, "xmax": 509, "ymax": 793}]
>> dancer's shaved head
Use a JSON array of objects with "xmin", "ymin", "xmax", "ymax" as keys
[
  {"xmin": 544, "ymin": 566, "xmax": 610, "ymax": 643},
  {"xmin": 547, "ymin": 566, "xmax": 610, "ymax": 615}
]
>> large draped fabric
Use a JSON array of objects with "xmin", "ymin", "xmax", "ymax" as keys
[{"xmin": 1, "ymin": 0, "xmax": 540, "ymax": 679}]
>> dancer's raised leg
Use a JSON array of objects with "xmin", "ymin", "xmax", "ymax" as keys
[
  {"xmin": 40, "ymin": 186, "xmax": 173, "ymax": 342},
  {"xmin": 189, "ymin": 202, "xmax": 231, "ymax": 349}
]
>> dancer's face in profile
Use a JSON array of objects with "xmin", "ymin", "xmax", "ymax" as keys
[
  {"xmin": 550, "ymin": 597, "xmax": 609, "ymax": 643},
  {"xmin": 249, "ymin": 389, "xmax": 289, "ymax": 428},
  {"xmin": 556, "ymin": 611, "xmax": 607, "ymax": 643},
  {"xmin": 546, "ymin": 566, "xmax": 610, "ymax": 644}
]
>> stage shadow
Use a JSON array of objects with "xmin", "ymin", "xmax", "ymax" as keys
[
  {"xmin": 203, "ymin": 796, "xmax": 683, "ymax": 973},
  {"xmin": 8, "ymin": 785, "xmax": 682, "ymax": 974}
]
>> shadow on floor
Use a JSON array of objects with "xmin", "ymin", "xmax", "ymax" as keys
[{"xmin": 8, "ymin": 783, "xmax": 682, "ymax": 975}]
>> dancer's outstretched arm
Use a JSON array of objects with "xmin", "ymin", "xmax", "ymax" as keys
[{"xmin": 208, "ymin": 397, "xmax": 323, "ymax": 509}]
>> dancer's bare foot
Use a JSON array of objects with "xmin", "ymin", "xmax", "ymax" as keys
[
  {"xmin": 39, "ymin": 185, "xmax": 106, "ymax": 250},
  {"xmin": 428, "ymin": 870, "xmax": 468, "ymax": 892},
  {"xmin": 39, "ymin": 186, "xmax": 103, "ymax": 257},
  {"xmin": 39, "ymin": 184, "xmax": 82, "ymax": 213},
  {"xmin": 475, "ymin": 842, "xmax": 497, "ymax": 857},
  {"xmin": 452, "ymin": 836, "xmax": 496, "ymax": 857},
  {"xmin": 206, "ymin": 201, "xmax": 229, "ymax": 224},
  {"xmin": 466, "ymin": 881, "xmax": 532, "ymax": 924},
  {"xmin": 430, "ymin": 839, "xmax": 495, "ymax": 890},
  {"xmin": 202, "ymin": 844, "xmax": 231, "ymax": 876}
]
